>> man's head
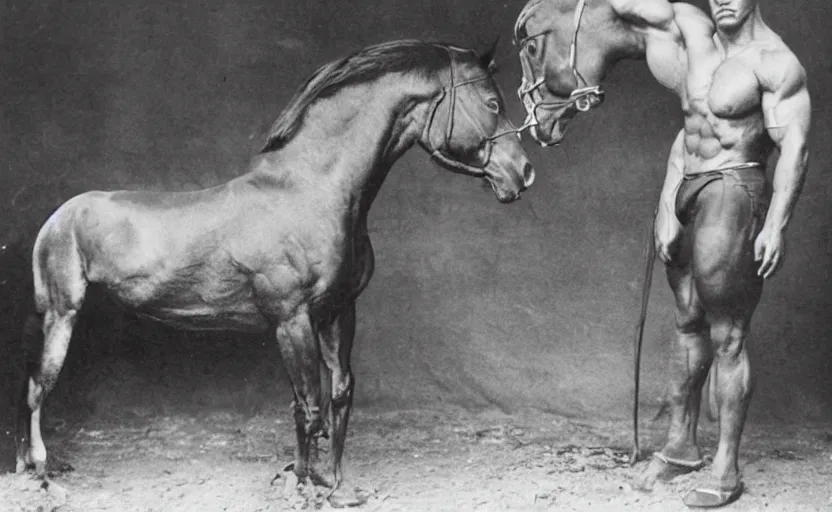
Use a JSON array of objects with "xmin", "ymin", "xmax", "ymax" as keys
[{"xmin": 709, "ymin": 0, "xmax": 758, "ymax": 32}]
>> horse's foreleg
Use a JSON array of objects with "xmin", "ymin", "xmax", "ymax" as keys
[
  {"xmin": 319, "ymin": 303, "xmax": 361, "ymax": 507},
  {"xmin": 275, "ymin": 311, "xmax": 323, "ymax": 481},
  {"xmin": 18, "ymin": 308, "xmax": 79, "ymax": 477}
]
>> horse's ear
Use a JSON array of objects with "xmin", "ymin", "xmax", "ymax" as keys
[{"xmin": 479, "ymin": 36, "xmax": 500, "ymax": 74}]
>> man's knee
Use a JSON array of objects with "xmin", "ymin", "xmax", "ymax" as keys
[
  {"xmin": 672, "ymin": 289, "xmax": 706, "ymax": 334},
  {"xmin": 675, "ymin": 310, "xmax": 707, "ymax": 335},
  {"xmin": 711, "ymin": 321, "xmax": 747, "ymax": 360}
]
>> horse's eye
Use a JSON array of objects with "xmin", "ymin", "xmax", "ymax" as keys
[
  {"xmin": 526, "ymin": 39, "xmax": 538, "ymax": 57},
  {"xmin": 487, "ymin": 99, "xmax": 500, "ymax": 113}
]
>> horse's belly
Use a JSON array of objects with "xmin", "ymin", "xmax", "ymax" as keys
[
  {"xmin": 108, "ymin": 268, "xmax": 270, "ymax": 333},
  {"xmin": 136, "ymin": 307, "xmax": 270, "ymax": 333}
]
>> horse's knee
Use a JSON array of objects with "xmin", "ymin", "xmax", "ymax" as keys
[
  {"xmin": 293, "ymin": 401, "xmax": 324, "ymax": 436},
  {"xmin": 26, "ymin": 377, "xmax": 44, "ymax": 411},
  {"xmin": 332, "ymin": 372, "xmax": 353, "ymax": 407}
]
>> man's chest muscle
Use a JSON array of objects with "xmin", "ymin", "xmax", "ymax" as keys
[{"xmin": 702, "ymin": 57, "xmax": 762, "ymax": 119}]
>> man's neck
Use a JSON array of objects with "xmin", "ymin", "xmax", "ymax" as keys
[{"xmin": 715, "ymin": 7, "xmax": 765, "ymax": 52}]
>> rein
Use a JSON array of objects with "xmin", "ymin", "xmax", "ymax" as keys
[
  {"xmin": 420, "ymin": 47, "xmax": 526, "ymax": 175},
  {"xmin": 514, "ymin": 0, "xmax": 605, "ymax": 137},
  {"xmin": 629, "ymin": 212, "xmax": 657, "ymax": 465}
]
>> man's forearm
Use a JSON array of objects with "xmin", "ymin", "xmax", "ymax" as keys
[
  {"xmin": 765, "ymin": 137, "xmax": 809, "ymax": 232},
  {"xmin": 659, "ymin": 130, "xmax": 686, "ymax": 210},
  {"xmin": 610, "ymin": 0, "xmax": 675, "ymax": 28}
]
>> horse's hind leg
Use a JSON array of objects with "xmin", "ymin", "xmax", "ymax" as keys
[
  {"xmin": 17, "ymin": 308, "xmax": 80, "ymax": 477},
  {"xmin": 16, "ymin": 312, "xmax": 44, "ymax": 473},
  {"xmin": 275, "ymin": 310, "xmax": 323, "ymax": 482},
  {"xmin": 17, "ymin": 225, "xmax": 86, "ymax": 477},
  {"xmin": 319, "ymin": 302, "xmax": 360, "ymax": 506}
]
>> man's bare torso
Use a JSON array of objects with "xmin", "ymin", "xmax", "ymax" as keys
[{"xmin": 647, "ymin": 5, "xmax": 795, "ymax": 175}]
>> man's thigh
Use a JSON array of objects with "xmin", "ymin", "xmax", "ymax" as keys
[{"xmin": 686, "ymin": 176, "xmax": 765, "ymax": 316}]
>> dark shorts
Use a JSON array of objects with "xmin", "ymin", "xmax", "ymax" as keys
[{"xmin": 675, "ymin": 166, "xmax": 771, "ymax": 240}]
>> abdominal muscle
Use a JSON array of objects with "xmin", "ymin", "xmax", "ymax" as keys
[{"xmin": 681, "ymin": 105, "xmax": 772, "ymax": 175}]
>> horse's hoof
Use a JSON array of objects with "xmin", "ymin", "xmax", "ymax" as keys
[
  {"xmin": 34, "ymin": 461, "xmax": 47, "ymax": 479},
  {"xmin": 271, "ymin": 463, "xmax": 298, "ymax": 486},
  {"xmin": 43, "ymin": 479, "xmax": 68, "ymax": 506},
  {"xmin": 309, "ymin": 469, "xmax": 336, "ymax": 488},
  {"xmin": 327, "ymin": 486, "xmax": 368, "ymax": 508}
]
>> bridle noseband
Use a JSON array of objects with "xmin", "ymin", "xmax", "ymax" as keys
[
  {"xmin": 420, "ymin": 48, "xmax": 526, "ymax": 175},
  {"xmin": 514, "ymin": 0, "xmax": 605, "ymax": 138}
]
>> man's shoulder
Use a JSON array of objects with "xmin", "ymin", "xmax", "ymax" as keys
[
  {"xmin": 756, "ymin": 40, "xmax": 806, "ymax": 77},
  {"xmin": 758, "ymin": 42, "xmax": 802, "ymax": 68},
  {"xmin": 751, "ymin": 40, "xmax": 808, "ymax": 93}
]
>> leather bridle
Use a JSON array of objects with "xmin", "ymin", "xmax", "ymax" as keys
[
  {"xmin": 514, "ymin": 0, "xmax": 605, "ymax": 138},
  {"xmin": 420, "ymin": 48, "xmax": 526, "ymax": 175}
]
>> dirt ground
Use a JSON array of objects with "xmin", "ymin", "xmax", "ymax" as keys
[{"xmin": 2, "ymin": 403, "xmax": 831, "ymax": 512}]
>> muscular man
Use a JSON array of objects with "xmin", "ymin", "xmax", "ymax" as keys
[{"xmin": 609, "ymin": 0, "xmax": 811, "ymax": 507}]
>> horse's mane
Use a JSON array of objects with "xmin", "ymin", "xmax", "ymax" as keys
[{"xmin": 261, "ymin": 40, "xmax": 472, "ymax": 153}]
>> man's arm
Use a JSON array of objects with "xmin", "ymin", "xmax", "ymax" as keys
[
  {"xmin": 608, "ymin": 0, "xmax": 688, "ymax": 94},
  {"xmin": 609, "ymin": 0, "xmax": 677, "ymax": 28},
  {"xmin": 659, "ymin": 129, "xmax": 686, "ymax": 207},
  {"xmin": 756, "ymin": 50, "xmax": 811, "ymax": 278},
  {"xmin": 654, "ymin": 129, "xmax": 685, "ymax": 263}
]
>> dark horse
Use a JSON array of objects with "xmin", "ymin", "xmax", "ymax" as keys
[{"xmin": 15, "ymin": 39, "xmax": 535, "ymax": 506}]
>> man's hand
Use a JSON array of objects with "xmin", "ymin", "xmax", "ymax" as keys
[
  {"xmin": 654, "ymin": 203, "xmax": 683, "ymax": 264},
  {"xmin": 754, "ymin": 226, "xmax": 785, "ymax": 279}
]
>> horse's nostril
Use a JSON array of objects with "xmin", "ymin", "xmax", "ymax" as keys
[{"xmin": 523, "ymin": 163, "xmax": 536, "ymax": 188}]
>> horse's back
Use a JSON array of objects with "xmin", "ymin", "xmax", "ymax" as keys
[{"xmin": 35, "ymin": 188, "xmax": 220, "ymax": 291}]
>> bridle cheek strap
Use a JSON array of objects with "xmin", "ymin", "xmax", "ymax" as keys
[
  {"xmin": 420, "ymin": 48, "xmax": 527, "ymax": 176},
  {"xmin": 420, "ymin": 87, "xmax": 486, "ymax": 177},
  {"xmin": 514, "ymin": 0, "xmax": 605, "ymax": 131}
]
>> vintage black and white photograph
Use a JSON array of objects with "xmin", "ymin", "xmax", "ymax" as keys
[{"xmin": 0, "ymin": 0, "xmax": 829, "ymax": 510}]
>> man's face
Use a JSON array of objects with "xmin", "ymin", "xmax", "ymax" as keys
[{"xmin": 709, "ymin": 0, "xmax": 757, "ymax": 31}]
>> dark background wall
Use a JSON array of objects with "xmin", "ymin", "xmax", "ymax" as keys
[{"xmin": 0, "ymin": 0, "xmax": 829, "ymax": 425}]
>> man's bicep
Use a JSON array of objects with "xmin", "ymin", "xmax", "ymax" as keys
[
  {"xmin": 762, "ymin": 56, "xmax": 811, "ymax": 144},
  {"xmin": 764, "ymin": 90, "xmax": 810, "ymax": 140},
  {"xmin": 610, "ymin": 0, "xmax": 676, "ymax": 30}
]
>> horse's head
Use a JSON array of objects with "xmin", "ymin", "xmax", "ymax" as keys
[
  {"xmin": 514, "ymin": 0, "xmax": 632, "ymax": 146},
  {"xmin": 420, "ymin": 42, "xmax": 535, "ymax": 203}
]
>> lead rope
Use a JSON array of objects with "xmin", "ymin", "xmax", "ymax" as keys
[
  {"xmin": 444, "ymin": 50, "xmax": 457, "ymax": 150},
  {"xmin": 630, "ymin": 208, "xmax": 657, "ymax": 466}
]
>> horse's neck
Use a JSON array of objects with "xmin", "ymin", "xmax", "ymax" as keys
[{"xmin": 265, "ymin": 74, "xmax": 438, "ymax": 220}]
